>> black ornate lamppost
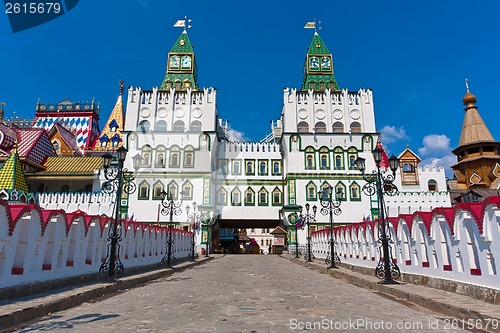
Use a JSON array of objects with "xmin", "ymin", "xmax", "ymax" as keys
[
  {"xmin": 185, "ymin": 202, "xmax": 201, "ymax": 262},
  {"xmin": 354, "ymin": 147, "xmax": 401, "ymax": 284},
  {"xmin": 298, "ymin": 203, "xmax": 317, "ymax": 262},
  {"xmin": 318, "ymin": 185, "xmax": 343, "ymax": 269},
  {"xmin": 160, "ymin": 190, "xmax": 183, "ymax": 267},
  {"xmin": 99, "ymin": 147, "xmax": 141, "ymax": 279},
  {"xmin": 201, "ymin": 211, "xmax": 213, "ymax": 257}
]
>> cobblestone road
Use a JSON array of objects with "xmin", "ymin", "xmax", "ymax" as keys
[{"xmin": 16, "ymin": 255, "xmax": 468, "ymax": 333}]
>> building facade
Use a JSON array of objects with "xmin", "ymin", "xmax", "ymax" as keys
[{"xmin": 119, "ymin": 28, "xmax": 449, "ymax": 253}]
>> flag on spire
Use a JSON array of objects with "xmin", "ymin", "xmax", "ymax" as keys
[{"xmin": 376, "ymin": 140, "xmax": 390, "ymax": 170}]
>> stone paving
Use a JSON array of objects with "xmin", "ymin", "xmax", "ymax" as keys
[{"xmin": 10, "ymin": 255, "xmax": 477, "ymax": 333}]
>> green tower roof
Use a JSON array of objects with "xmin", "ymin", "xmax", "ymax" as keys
[
  {"xmin": 302, "ymin": 31, "xmax": 339, "ymax": 92},
  {"xmin": 160, "ymin": 30, "xmax": 198, "ymax": 91}
]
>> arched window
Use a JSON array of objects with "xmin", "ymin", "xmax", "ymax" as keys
[
  {"xmin": 152, "ymin": 181, "xmax": 164, "ymax": 199},
  {"xmin": 272, "ymin": 161, "xmax": 281, "ymax": 175},
  {"xmin": 156, "ymin": 120, "xmax": 167, "ymax": 131},
  {"xmin": 139, "ymin": 120, "xmax": 150, "ymax": 133},
  {"xmin": 350, "ymin": 182, "xmax": 361, "ymax": 201},
  {"xmin": 245, "ymin": 188, "xmax": 255, "ymax": 205},
  {"xmin": 231, "ymin": 188, "xmax": 241, "ymax": 206},
  {"xmin": 428, "ymin": 179, "xmax": 438, "ymax": 192},
  {"xmin": 141, "ymin": 145, "xmax": 152, "ymax": 167},
  {"xmin": 138, "ymin": 181, "xmax": 149, "ymax": 200},
  {"xmin": 333, "ymin": 147, "xmax": 343, "ymax": 170},
  {"xmin": 314, "ymin": 122, "xmax": 326, "ymax": 133},
  {"xmin": 182, "ymin": 181, "xmax": 193, "ymax": 199},
  {"xmin": 217, "ymin": 188, "xmax": 227, "ymax": 205},
  {"xmin": 191, "ymin": 120, "xmax": 202, "ymax": 132},
  {"xmin": 319, "ymin": 147, "xmax": 329, "ymax": 169},
  {"xmin": 168, "ymin": 181, "xmax": 178, "ymax": 199},
  {"xmin": 232, "ymin": 160, "xmax": 241, "ymax": 174},
  {"xmin": 350, "ymin": 122, "xmax": 362, "ymax": 133},
  {"xmin": 297, "ymin": 121, "xmax": 309, "ymax": 133},
  {"xmin": 332, "ymin": 122, "xmax": 344, "ymax": 133},
  {"xmin": 258, "ymin": 160, "xmax": 267, "ymax": 175},
  {"xmin": 184, "ymin": 146, "xmax": 194, "ymax": 167},
  {"xmin": 169, "ymin": 146, "xmax": 180, "ymax": 167},
  {"xmin": 347, "ymin": 147, "xmax": 358, "ymax": 169},
  {"xmin": 306, "ymin": 181, "xmax": 317, "ymax": 200},
  {"xmin": 305, "ymin": 147, "xmax": 315, "ymax": 170},
  {"xmin": 173, "ymin": 120, "xmax": 185, "ymax": 132},
  {"xmin": 258, "ymin": 187, "xmax": 268, "ymax": 206},
  {"xmin": 156, "ymin": 152, "xmax": 165, "ymax": 168},
  {"xmin": 272, "ymin": 188, "xmax": 282, "ymax": 205}
]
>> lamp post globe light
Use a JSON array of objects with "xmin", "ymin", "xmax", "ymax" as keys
[
  {"xmin": 185, "ymin": 202, "xmax": 201, "ymax": 261},
  {"xmin": 354, "ymin": 147, "xmax": 401, "ymax": 284},
  {"xmin": 160, "ymin": 190, "xmax": 183, "ymax": 267},
  {"xmin": 298, "ymin": 203, "xmax": 317, "ymax": 262},
  {"xmin": 318, "ymin": 185, "xmax": 343, "ymax": 269},
  {"xmin": 99, "ymin": 146, "xmax": 139, "ymax": 279}
]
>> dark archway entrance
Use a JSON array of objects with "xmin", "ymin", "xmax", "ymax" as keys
[{"xmin": 213, "ymin": 219, "xmax": 282, "ymax": 254}]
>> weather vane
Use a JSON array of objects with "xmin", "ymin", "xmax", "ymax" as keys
[
  {"xmin": 173, "ymin": 16, "xmax": 192, "ymax": 29},
  {"xmin": 465, "ymin": 78, "xmax": 470, "ymax": 92},
  {"xmin": 304, "ymin": 18, "xmax": 322, "ymax": 32}
]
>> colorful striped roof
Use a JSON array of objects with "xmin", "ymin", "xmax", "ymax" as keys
[
  {"xmin": 0, "ymin": 148, "xmax": 29, "ymax": 193},
  {"xmin": 36, "ymin": 156, "xmax": 103, "ymax": 176}
]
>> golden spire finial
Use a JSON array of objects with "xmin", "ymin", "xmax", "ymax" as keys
[
  {"xmin": 462, "ymin": 78, "xmax": 477, "ymax": 108},
  {"xmin": 119, "ymin": 80, "xmax": 124, "ymax": 96}
]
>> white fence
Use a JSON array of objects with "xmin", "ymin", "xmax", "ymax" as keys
[
  {"xmin": 312, "ymin": 197, "xmax": 500, "ymax": 290},
  {"xmin": 0, "ymin": 200, "xmax": 191, "ymax": 288}
]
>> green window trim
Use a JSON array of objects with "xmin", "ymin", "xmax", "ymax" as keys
[
  {"xmin": 138, "ymin": 181, "xmax": 150, "ymax": 200},
  {"xmin": 319, "ymin": 147, "xmax": 330, "ymax": 170},
  {"xmin": 258, "ymin": 160, "xmax": 268, "ymax": 176},
  {"xmin": 335, "ymin": 182, "xmax": 347, "ymax": 201},
  {"xmin": 272, "ymin": 187, "xmax": 282, "ymax": 206},
  {"xmin": 231, "ymin": 189, "xmax": 242, "ymax": 206},
  {"xmin": 169, "ymin": 147, "xmax": 181, "ymax": 168},
  {"xmin": 304, "ymin": 147, "xmax": 316, "ymax": 170},
  {"xmin": 245, "ymin": 160, "xmax": 255, "ymax": 175},
  {"xmin": 347, "ymin": 147, "xmax": 359, "ymax": 170},
  {"xmin": 271, "ymin": 159, "xmax": 282, "ymax": 175},
  {"xmin": 167, "ymin": 181, "xmax": 179, "ymax": 200},
  {"xmin": 182, "ymin": 181, "xmax": 193, "ymax": 200},
  {"xmin": 258, "ymin": 187, "xmax": 269, "ymax": 206},
  {"xmin": 152, "ymin": 181, "xmax": 164, "ymax": 200},
  {"xmin": 349, "ymin": 182, "xmax": 361, "ymax": 201},
  {"xmin": 244, "ymin": 188, "xmax": 255, "ymax": 206},
  {"xmin": 183, "ymin": 147, "xmax": 195, "ymax": 168},
  {"xmin": 306, "ymin": 181, "xmax": 317, "ymax": 201},
  {"xmin": 232, "ymin": 160, "xmax": 242, "ymax": 175},
  {"xmin": 217, "ymin": 188, "xmax": 228, "ymax": 205}
]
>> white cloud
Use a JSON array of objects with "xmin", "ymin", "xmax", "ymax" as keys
[
  {"xmin": 420, "ymin": 154, "xmax": 456, "ymax": 178},
  {"xmin": 418, "ymin": 134, "xmax": 450, "ymax": 157},
  {"xmin": 227, "ymin": 125, "xmax": 247, "ymax": 142},
  {"xmin": 379, "ymin": 125, "xmax": 409, "ymax": 144},
  {"xmin": 137, "ymin": 0, "xmax": 150, "ymax": 7}
]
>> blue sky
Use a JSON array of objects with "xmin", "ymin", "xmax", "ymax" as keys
[{"xmin": 1, "ymin": 1, "xmax": 500, "ymax": 177}]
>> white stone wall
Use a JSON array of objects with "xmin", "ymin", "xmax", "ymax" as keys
[{"xmin": 311, "ymin": 198, "xmax": 500, "ymax": 290}]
